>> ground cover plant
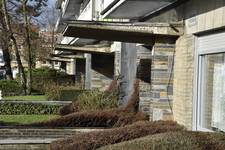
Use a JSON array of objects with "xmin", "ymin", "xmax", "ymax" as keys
[
  {"xmin": 99, "ymin": 131, "xmax": 225, "ymax": 150},
  {"xmin": 49, "ymin": 121, "xmax": 184, "ymax": 150},
  {"xmin": 0, "ymin": 102, "xmax": 61, "ymax": 115}
]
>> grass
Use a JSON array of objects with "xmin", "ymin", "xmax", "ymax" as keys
[
  {"xmin": 3, "ymin": 95, "xmax": 46, "ymax": 101},
  {"xmin": 0, "ymin": 115, "xmax": 59, "ymax": 125}
]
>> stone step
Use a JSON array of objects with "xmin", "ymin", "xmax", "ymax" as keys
[
  {"xmin": 0, "ymin": 144, "xmax": 49, "ymax": 150},
  {"xmin": 0, "ymin": 128, "xmax": 104, "ymax": 150},
  {"xmin": 0, "ymin": 128, "xmax": 103, "ymax": 139}
]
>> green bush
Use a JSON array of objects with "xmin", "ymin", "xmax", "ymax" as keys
[
  {"xmin": 78, "ymin": 90, "xmax": 118, "ymax": 111},
  {"xmin": 0, "ymin": 102, "xmax": 61, "ymax": 115},
  {"xmin": 45, "ymin": 84, "xmax": 85, "ymax": 101},
  {"xmin": 0, "ymin": 80, "xmax": 23, "ymax": 96},
  {"xmin": 59, "ymin": 89, "xmax": 118, "ymax": 115},
  {"xmin": 18, "ymin": 67, "xmax": 75, "ymax": 94}
]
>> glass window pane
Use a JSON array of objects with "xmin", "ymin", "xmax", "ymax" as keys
[{"xmin": 201, "ymin": 53, "xmax": 225, "ymax": 132}]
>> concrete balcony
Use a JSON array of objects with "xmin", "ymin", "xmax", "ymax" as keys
[
  {"xmin": 60, "ymin": 0, "xmax": 83, "ymax": 20},
  {"xmin": 101, "ymin": 0, "xmax": 182, "ymax": 20}
]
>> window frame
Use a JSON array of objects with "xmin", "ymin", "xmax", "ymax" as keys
[{"xmin": 194, "ymin": 34, "xmax": 225, "ymax": 132}]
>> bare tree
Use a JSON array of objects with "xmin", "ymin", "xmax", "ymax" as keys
[
  {"xmin": 11, "ymin": 0, "xmax": 48, "ymax": 95},
  {"xmin": 2, "ymin": 0, "xmax": 27, "ymax": 93},
  {"xmin": 0, "ymin": 8, "xmax": 13, "ymax": 80}
]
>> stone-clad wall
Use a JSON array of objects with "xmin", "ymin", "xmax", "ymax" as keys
[
  {"xmin": 91, "ymin": 70, "xmax": 112, "ymax": 91},
  {"xmin": 150, "ymin": 39, "xmax": 175, "ymax": 121},
  {"xmin": 173, "ymin": 35, "xmax": 195, "ymax": 130},
  {"xmin": 136, "ymin": 45, "xmax": 152, "ymax": 114}
]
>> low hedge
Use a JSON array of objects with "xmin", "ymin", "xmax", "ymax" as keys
[
  {"xmin": 45, "ymin": 85, "xmax": 86, "ymax": 101},
  {"xmin": 49, "ymin": 121, "xmax": 184, "ymax": 150},
  {"xmin": 99, "ymin": 131, "xmax": 225, "ymax": 150},
  {"xmin": 29, "ymin": 109, "xmax": 148, "ymax": 128},
  {"xmin": 0, "ymin": 80, "xmax": 23, "ymax": 96},
  {"xmin": 0, "ymin": 102, "xmax": 61, "ymax": 115}
]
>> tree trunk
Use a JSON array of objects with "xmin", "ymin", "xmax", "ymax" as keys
[
  {"xmin": 2, "ymin": 0, "xmax": 27, "ymax": 94},
  {"xmin": 23, "ymin": 0, "xmax": 32, "ymax": 95},
  {"xmin": 1, "ymin": 42, "xmax": 13, "ymax": 80},
  {"xmin": 0, "ymin": 10, "xmax": 13, "ymax": 80},
  {"xmin": 11, "ymin": 36, "xmax": 27, "ymax": 95}
]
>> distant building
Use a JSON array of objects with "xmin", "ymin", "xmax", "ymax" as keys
[{"xmin": 0, "ymin": 48, "xmax": 5, "ymax": 79}]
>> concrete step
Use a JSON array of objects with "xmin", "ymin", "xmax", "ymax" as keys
[
  {"xmin": 0, "ymin": 128, "xmax": 102, "ymax": 139},
  {"xmin": 0, "ymin": 128, "xmax": 104, "ymax": 150},
  {"xmin": 0, "ymin": 144, "xmax": 48, "ymax": 150}
]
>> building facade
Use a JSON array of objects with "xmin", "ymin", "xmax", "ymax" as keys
[{"xmin": 55, "ymin": 0, "xmax": 225, "ymax": 132}]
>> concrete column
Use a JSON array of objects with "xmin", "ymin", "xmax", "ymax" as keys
[
  {"xmin": 114, "ymin": 43, "xmax": 121, "ymax": 77},
  {"xmin": 85, "ymin": 53, "xmax": 92, "ymax": 90},
  {"xmin": 119, "ymin": 43, "xmax": 137, "ymax": 106}
]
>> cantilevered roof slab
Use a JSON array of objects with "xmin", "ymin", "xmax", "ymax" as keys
[
  {"xmin": 55, "ymin": 44, "xmax": 112, "ymax": 54},
  {"xmin": 50, "ymin": 54, "xmax": 84, "ymax": 59},
  {"xmin": 62, "ymin": 0, "xmax": 82, "ymax": 19},
  {"xmin": 101, "ymin": 0, "xmax": 181, "ymax": 20},
  {"xmin": 48, "ymin": 57, "xmax": 71, "ymax": 62},
  {"xmin": 63, "ymin": 20, "xmax": 182, "ymax": 44}
]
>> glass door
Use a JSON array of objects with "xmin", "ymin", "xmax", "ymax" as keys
[{"xmin": 199, "ymin": 53, "xmax": 225, "ymax": 132}]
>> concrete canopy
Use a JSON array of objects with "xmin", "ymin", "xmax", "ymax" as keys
[
  {"xmin": 62, "ymin": 0, "xmax": 83, "ymax": 19},
  {"xmin": 63, "ymin": 20, "xmax": 182, "ymax": 44},
  {"xmin": 55, "ymin": 0, "xmax": 83, "ymax": 32},
  {"xmin": 50, "ymin": 53, "xmax": 84, "ymax": 59},
  {"xmin": 101, "ymin": 0, "xmax": 180, "ymax": 20},
  {"xmin": 47, "ymin": 57, "xmax": 71, "ymax": 62},
  {"xmin": 55, "ymin": 44, "xmax": 112, "ymax": 54}
]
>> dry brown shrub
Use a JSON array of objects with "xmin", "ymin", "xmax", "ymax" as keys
[
  {"xmin": 49, "ymin": 121, "xmax": 184, "ymax": 150},
  {"xmin": 59, "ymin": 102, "xmax": 80, "ymax": 116},
  {"xmin": 30, "ymin": 79, "xmax": 147, "ymax": 128},
  {"xmin": 100, "ymin": 131, "xmax": 225, "ymax": 150},
  {"xmin": 29, "ymin": 109, "xmax": 148, "ymax": 128},
  {"xmin": 123, "ymin": 79, "xmax": 140, "ymax": 113},
  {"xmin": 104, "ymin": 79, "xmax": 119, "ymax": 93}
]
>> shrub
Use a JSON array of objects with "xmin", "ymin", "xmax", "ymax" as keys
[
  {"xmin": 24, "ymin": 67, "xmax": 75, "ymax": 94},
  {"xmin": 45, "ymin": 84, "xmax": 85, "ymax": 101},
  {"xmin": 59, "ymin": 90, "xmax": 118, "ymax": 115},
  {"xmin": 0, "ymin": 80, "xmax": 23, "ymax": 96},
  {"xmin": 0, "ymin": 102, "xmax": 61, "ymax": 115},
  {"xmin": 29, "ymin": 109, "xmax": 148, "ymax": 128},
  {"xmin": 59, "ymin": 80, "xmax": 119, "ymax": 115},
  {"xmin": 99, "ymin": 131, "xmax": 225, "ymax": 150},
  {"xmin": 49, "ymin": 121, "xmax": 184, "ymax": 150}
]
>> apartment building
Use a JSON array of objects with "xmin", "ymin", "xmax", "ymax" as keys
[{"xmin": 55, "ymin": 0, "xmax": 225, "ymax": 132}]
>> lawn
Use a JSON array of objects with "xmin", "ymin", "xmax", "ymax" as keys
[
  {"xmin": 3, "ymin": 95, "xmax": 46, "ymax": 101},
  {"xmin": 0, "ymin": 115, "xmax": 59, "ymax": 126}
]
